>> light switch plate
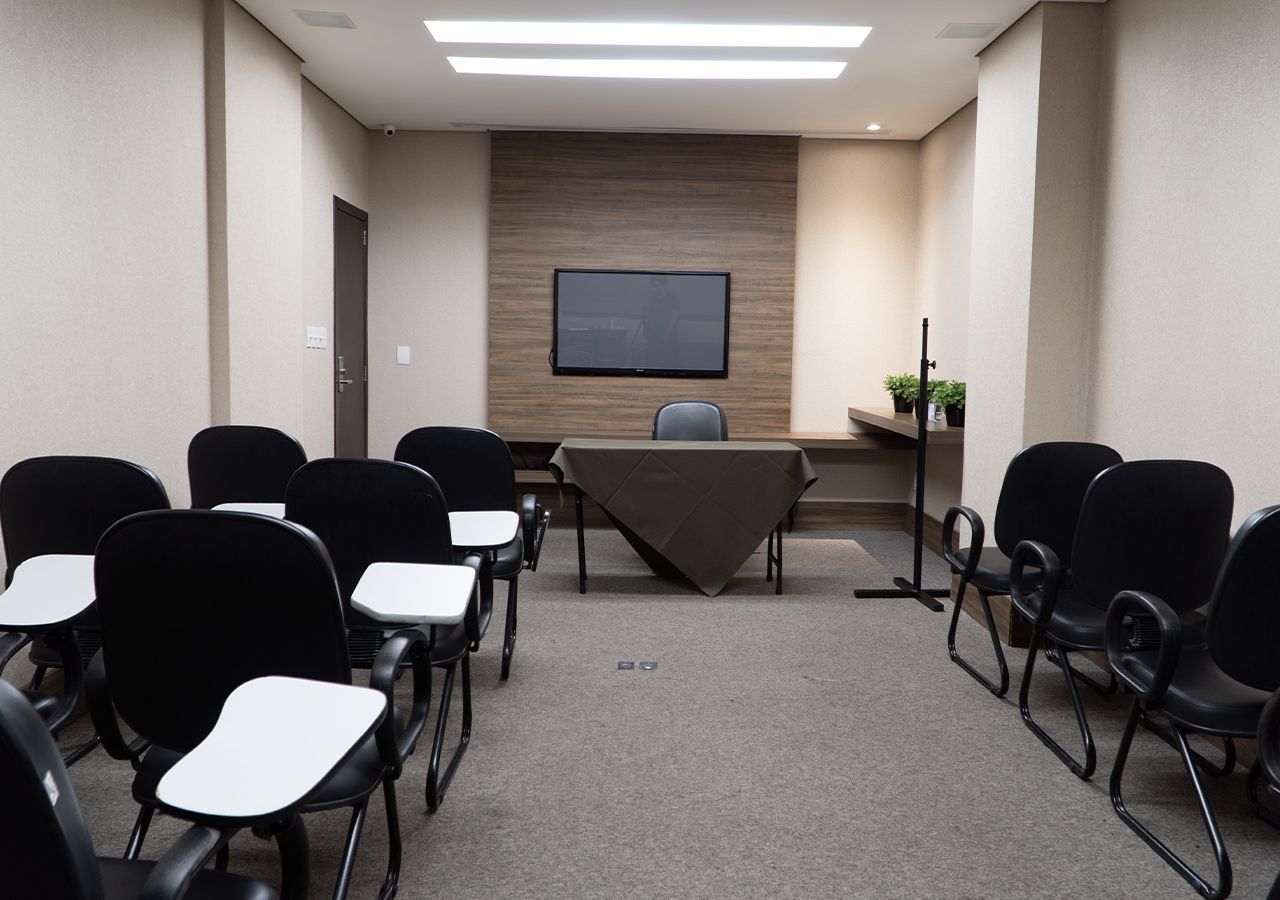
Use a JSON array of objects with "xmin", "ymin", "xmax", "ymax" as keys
[
  {"xmin": 396, "ymin": 345, "xmax": 411, "ymax": 365},
  {"xmin": 305, "ymin": 326, "xmax": 329, "ymax": 349}
]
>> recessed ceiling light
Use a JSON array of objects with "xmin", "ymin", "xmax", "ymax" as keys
[
  {"xmin": 295, "ymin": 10, "xmax": 355, "ymax": 29},
  {"xmin": 426, "ymin": 21, "xmax": 870, "ymax": 48},
  {"xmin": 446, "ymin": 57, "xmax": 848, "ymax": 79},
  {"xmin": 865, "ymin": 122, "xmax": 882, "ymax": 132}
]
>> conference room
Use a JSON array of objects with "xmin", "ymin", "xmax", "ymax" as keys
[{"xmin": 5, "ymin": 0, "xmax": 1280, "ymax": 896}]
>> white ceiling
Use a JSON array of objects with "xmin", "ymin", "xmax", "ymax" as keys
[{"xmin": 237, "ymin": 0, "xmax": 1059, "ymax": 140}]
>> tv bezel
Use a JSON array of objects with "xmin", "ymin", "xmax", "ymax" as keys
[{"xmin": 551, "ymin": 267, "xmax": 731, "ymax": 378}]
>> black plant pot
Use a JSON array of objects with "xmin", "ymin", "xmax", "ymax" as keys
[
  {"xmin": 944, "ymin": 405, "xmax": 965, "ymax": 428},
  {"xmin": 892, "ymin": 395, "xmax": 914, "ymax": 414}
]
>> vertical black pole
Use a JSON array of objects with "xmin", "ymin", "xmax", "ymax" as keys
[
  {"xmin": 854, "ymin": 317, "xmax": 946, "ymax": 611},
  {"xmin": 912, "ymin": 318, "xmax": 931, "ymax": 590}
]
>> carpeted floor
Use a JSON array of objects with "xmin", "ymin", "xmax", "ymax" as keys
[{"xmin": 16, "ymin": 528, "xmax": 1280, "ymax": 898}]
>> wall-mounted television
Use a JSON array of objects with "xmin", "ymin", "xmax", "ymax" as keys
[{"xmin": 552, "ymin": 268, "xmax": 730, "ymax": 377}]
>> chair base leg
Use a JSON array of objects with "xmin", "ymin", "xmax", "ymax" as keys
[
  {"xmin": 378, "ymin": 774, "xmax": 402, "ymax": 900},
  {"xmin": 501, "ymin": 578, "xmax": 517, "ymax": 681},
  {"xmin": 946, "ymin": 576, "xmax": 1009, "ymax": 697},
  {"xmin": 1044, "ymin": 645, "xmax": 1117, "ymax": 694},
  {"xmin": 426, "ymin": 653, "xmax": 473, "ymax": 813},
  {"xmin": 124, "ymin": 805, "xmax": 155, "ymax": 860},
  {"xmin": 62, "ymin": 733, "xmax": 102, "ymax": 767},
  {"xmin": 1111, "ymin": 701, "xmax": 1231, "ymax": 899},
  {"xmin": 1019, "ymin": 634, "xmax": 1096, "ymax": 779},
  {"xmin": 1139, "ymin": 712, "xmax": 1236, "ymax": 778},
  {"xmin": 1246, "ymin": 760, "xmax": 1280, "ymax": 831},
  {"xmin": 332, "ymin": 801, "xmax": 368, "ymax": 900}
]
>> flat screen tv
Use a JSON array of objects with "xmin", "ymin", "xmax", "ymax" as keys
[{"xmin": 552, "ymin": 268, "xmax": 730, "ymax": 377}]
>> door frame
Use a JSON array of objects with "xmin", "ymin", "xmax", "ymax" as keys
[{"xmin": 333, "ymin": 196, "xmax": 369, "ymax": 456}]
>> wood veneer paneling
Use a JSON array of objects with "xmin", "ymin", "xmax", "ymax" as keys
[{"xmin": 488, "ymin": 131, "xmax": 798, "ymax": 435}]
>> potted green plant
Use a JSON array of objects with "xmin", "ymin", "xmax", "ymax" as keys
[
  {"xmin": 932, "ymin": 379, "xmax": 966, "ymax": 427},
  {"xmin": 882, "ymin": 373, "xmax": 919, "ymax": 414}
]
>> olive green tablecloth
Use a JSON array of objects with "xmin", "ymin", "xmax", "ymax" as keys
[{"xmin": 548, "ymin": 439, "xmax": 817, "ymax": 596}]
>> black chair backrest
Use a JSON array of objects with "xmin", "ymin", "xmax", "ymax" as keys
[
  {"xmin": 0, "ymin": 679, "xmax": 102, "ymax": 898},
  {"xmin": 0, "ymin": 455, "xmax": 170, "ymax": 586},
  {"xmin": 992, "ymin": 442, "xmax": 1122, "ymax": 564},
  {"xmin": 652, "ymin": 400, "xmax": 728, "ymax": 441},
  {"xmin": 1071, "ymin": 459, "xmax": 1233, "ymax": 613},
  {"xmin": 188, "ymin": 425, "xmax": 307, "ymax": 509},
  {"xmin": 393, "ymin": 426, "xmax": 515, "ymax": 513},
  {"xmin": 1206, "ymin": 505, "xmax": 1280, "ymax": 691},
  {"xmin": 94, "ymin": 510, "xmax": 352, "ymax": 753},
  {"xmin": 285, "ymin": 458, "xmax": 456, "ymax": 628}
]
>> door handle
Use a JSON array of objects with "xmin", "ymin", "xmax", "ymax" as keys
[{"xmin": 336, "ymin": 354, "xmax": 353, "ymax": 392}]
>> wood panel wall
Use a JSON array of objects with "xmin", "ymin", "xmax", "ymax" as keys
[{"xmin": 488, "ymin": 131, "xmax": 798, "ymax": 435}]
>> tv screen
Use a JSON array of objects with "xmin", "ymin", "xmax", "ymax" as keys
[{"xmin": 552, "ymin": 268, "xmax": 730, "ymax": 377}]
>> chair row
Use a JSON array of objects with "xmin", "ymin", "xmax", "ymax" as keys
[
  {"xmin": 0, "ymin": 425, "xmax": 549, "ymax": 898},
  {"xmin": 941, "ymin": 443, "xmax": 1280, "ymax": 898}
]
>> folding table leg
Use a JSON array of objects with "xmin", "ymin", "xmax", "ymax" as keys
[{"xmin": 575, "ymin": 487, "xmax": 587, "ymax": 594}]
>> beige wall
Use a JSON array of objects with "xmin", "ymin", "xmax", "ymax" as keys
[
  {"xmin": 217, "ymin": 0, "xmax": 304, "ymax": 438},
  {"xmin": 1089, "ymin": 0, "xmax": 1280, "ymax": 527},
  {"xmin": 301, "ymin": 80, "xmax": 370, "ymax": 459},
  {"xmin": 0, "ymin": 0, "xmax": 211, "ymax": 542},
  {"xmin": 366, "ymin": 133, "xmax": 490, "ymax": 459},
  {"xmin": 793, "ymin": 140, "xmax": 920, "ymax": 427}
]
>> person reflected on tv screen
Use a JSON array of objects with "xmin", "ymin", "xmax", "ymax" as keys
[{"xmin": 635, "ymin": 273, "xmax": 679, "ymax": 368}]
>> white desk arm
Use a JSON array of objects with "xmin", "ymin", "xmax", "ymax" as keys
[{"xmin": 155, "ymin": 677, "xmax": 387, "ymax": 824}]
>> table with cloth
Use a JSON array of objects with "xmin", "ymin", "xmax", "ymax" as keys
[{"xmin": 548, "ymin": 438, "xmax": 817, "ymax": 596}]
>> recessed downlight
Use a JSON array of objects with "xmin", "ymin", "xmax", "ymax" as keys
[
  {"xmin": 446, "ymin": 57, "xmax": 847, "ymax": 80},
  {"xmin": 865, "ymin": 122, "xmax": 882, "ymax": 132},
  {"xmin": 426, "ymin": 21, "xmax": 871, "ymax": 48}
]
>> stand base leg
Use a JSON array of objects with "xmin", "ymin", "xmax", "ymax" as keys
[{"xmin": 854, "ymin": 576, "xmax": 946, "ymax": 611}]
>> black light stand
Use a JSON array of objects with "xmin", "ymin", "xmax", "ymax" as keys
[{"xmin": 855, "ymin": 318, "xmax": 949, "ymax": 612}]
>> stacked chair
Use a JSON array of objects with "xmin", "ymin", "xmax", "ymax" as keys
[
  {"xmin": 87, "ymin": 509, "xmax": 429, "ymax": 900},
  {"xmin": 0, "ymin": 455, "xmax": 170, "ymax": 762},
  {"xmin": 286, "ymin": 457, "xmax": 490, "ymax": 812},
  {"xmin": 941, "ymin": 442, "xmax": 1122, "ymax": 697},
  {"xmin": 1105, "ymin": 504, "xmax": 1280, "ymax": 898},
  {"xmin": 394, "ymin": 426, "xmax": 548, "ymax": 680}
]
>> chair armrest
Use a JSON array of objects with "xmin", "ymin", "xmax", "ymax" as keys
[
  {"xmin": 1258, "ymin": 689, "xmax": 1280, "ymax": 799},
  {"xmin": 1104, "ymin": 589, "xmax": 1183, "ymax": 706},
  {"xmin": 369, "ymin": 629, "xmax": 431, "ymax": 773},
  {"xmin": 86, "ymin": 648, "xmax": 149, "ymax": 764},
  {"xmin": 1009, "ymin": 540, "xmax": 1062, "ymax": 628},
  {"xmin": 521, "ymin": 494, "xmax": 550, "ymax": 570},
  {"xmin": 460, "ymin": 551, "xmax": 493, "ymax": 648},
  {"xmin": 0, "ymin": 630, "xmax": 33, "ymax": 674},
  {"xmin": 138, "ymin": 824, "xmax": 232, "ymax": 900},
  {"xmin": 941, "ymin": 506, "xmax": 984, "ymax": 578}
]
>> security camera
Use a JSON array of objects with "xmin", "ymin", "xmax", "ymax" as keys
[{"xmin": 381, "ymin": 124, "xmax": 397, "ymax": 137}]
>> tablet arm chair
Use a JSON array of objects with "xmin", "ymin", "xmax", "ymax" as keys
[
  {"xmin": 86, "ymin": 510, "xmax": 428, "ymax": 900},
  {"xmin": 0, "ymin": 676, "xmax": 296, "ymax": 900},
  {"xmin": 394, "ymin": 426, "xmax": 547, "ymax": 681},
  {"xmin": 1104, "ymin": 504, "xmax": 1280, "ymax": 899},
  {"xmin": 0, "ymin": 455, "xmax": 169, "ymax": 761},
  {"xmin": 286, "ymin": 457, "xmax": 490, "ymax": 812},
  {"xmin": 187, "ymin": 425, "xmax": 307, "ymax": 509},
  {"xmin": 1008, "ymin": 459, "xmax": 1233, "ymax": 780},
  {"xmin": 941, "ymin": 442, "xmax": 1122, "ymax": 697}
]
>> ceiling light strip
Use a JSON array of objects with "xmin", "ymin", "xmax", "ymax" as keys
[
  {"xmin": 446, "ymin": 57, "xmax": 847, "ymax": 79},
  {"xmin": 427, "ymin": 21, "xmax": 870, "ymax": 48}
]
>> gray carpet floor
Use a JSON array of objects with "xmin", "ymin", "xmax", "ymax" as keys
[{"xmin": 13, "ymin": 528, "xmax": 1280, "ymax": 898}]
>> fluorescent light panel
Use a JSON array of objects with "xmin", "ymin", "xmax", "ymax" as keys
[
  {"xmin": 446, "ymin": 57, "xmax": 846, "ymax": 79},
  {"xmin": 426, "ymin": 21, "xmax": 870, "ymax": 48}
]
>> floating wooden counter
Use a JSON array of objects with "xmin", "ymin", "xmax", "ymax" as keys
[{"xmin": 846, "ymin": 407, "xmax": 964, "ymax": 444}]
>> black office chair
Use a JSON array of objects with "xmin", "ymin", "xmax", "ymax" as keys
[
  {"xmin": 941, "ymin": 442, "xmax": 1122, "ymax": 696},
  {"xmin": 188, "ymin": 424, "xmax": 307, "ymax": 509},
  {"xmin": 1008, "ymin": 459, "xmax": 1233, "ymax": 779},
  {"xmin": 1105, "ymin": 504, "xmax": 1280, "ymax": 899},
  {"xmin": 286, "ymin": 457, "xmax": 490, "ymax": 811},
  {"xmin": 652, "ymin": 400, "xmax": 728, "ymax": 441},
  {"xmin": 87, "ymin": 510, "xmax": 429, "ymax": 900},
  {"xmin": 0, "ymin": 677, "xmax": 291, "ymax": 900},
  {"xmin": 1257, "ymin": 689, "xmax": 1280, "ymax": 900},
  {"xmin": 0, "ymin": 455, "xmax": 170, "ymax": 754},
  {"xmin": 394, "ymin": 426, "xmax": 547, "ymax": 681}
]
